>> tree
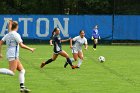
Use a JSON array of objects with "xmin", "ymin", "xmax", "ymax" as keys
[{"xmin": 0, "ymin": 0, "xmax": 139, "ymax": 15}]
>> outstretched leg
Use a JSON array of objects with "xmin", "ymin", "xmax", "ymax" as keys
[
  {"xmin": 40, "ymin": 54, "xmax": 58, "ymax": 68},
  {"xmin": 0, "ymin": 68, "xmax": 14, "ymax": 76},
  {"xmin": 59, "ymin": 50, "xmax": 75, "ymax": 69},
  {"xmin": 64, "ymin": 53, "xmax": 78, "ymax": 68}
]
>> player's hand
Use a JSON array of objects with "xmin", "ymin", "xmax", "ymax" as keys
[
  {"xmin": 50, "ymin": 44, "xmax": 53, "ymax": 46},
  {"xmin": 70, "ymin": 45, "xmax": 73, "ymax": 49},
  {"xmin": 68, "ymin": 37, "xmax": 72, "ymax": 41},
  {"xmin": 99, "ymin": 36, "xmax": 101, "ymax": 40},
  {"xmin": 0, "ymin": 54, "xmax": 3, "ymax": 58},
  {"xmin": 91, "ymin": 36, "xmax": 94, "ymax": 40},
  {"xmin": 30, "ymin": 48, "xmax": 36, "ymax": 53},
  {"xmin": 9, "ymin": 20, "xmax": 13, "ymax": 23}
]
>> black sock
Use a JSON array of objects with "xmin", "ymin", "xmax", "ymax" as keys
[
  {"xmin": 20, "ymin": 83, "xmax": 24, "ymax": 88},
  {"xmin": 66, "ymin": 58, "xmax": 73, "ymax": 66},
  {"xmin": 94, "ymin": 44, "xmax": 96, "ymax": 48},
  {"xmin": 45, "ymin": 58, "xmax": 53, "ymax": 64},
  {"xmin": 93, "ymin": 41, "xmax": 96, "ymax": 48},
  {"xmin": 64, "ymin": 62, "xmax": 68, "ymax": 68}
]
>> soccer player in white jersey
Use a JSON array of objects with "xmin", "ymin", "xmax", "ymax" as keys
[
  {"xmin": 0, "ymin": 20, "xmax": 35, "ymax": 92},
  {"xmin": 64, "ymin": 30, "xmax": 88, "ymax": 68}
]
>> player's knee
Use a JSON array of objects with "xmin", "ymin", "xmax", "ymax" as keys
[
  {"xmin": 74, "ymin": 58, "xmax": 78, "ymax": 61},
  {"xmin": 10, "ymin": 69, "xmax": 16, "ymax": 75},
  {"xmin": 80, "ymin": 57, "xmax": 84, "ymax": 60},
  {"xmin": 64, "ymin": 55, "xmax": 69, "ymax": 59},
  {"xmin": 11, "ymin": 71, "xmax": 15, "ymax": 76},
  {"xmin": 20, "ymin": 69, "xmax": 25, "ymax": 74},
  {"xmin": 8, "ymin": 69, "xmax": 15, "ymax": 76},
  {"xmin": 94, "ymin": 42, "xmax": 97, "ymax": 44},
  {"xmin": 66, "ymin": 56, "xmax": 70, "ymax": 59},
  {"xmin": 64, "ymin": 52, "xmax": 69, "ymax": 58},
  {"xmin": 51, "ymin": 58, "xmax": 55, "ymax": 61},
  {"xmin": 65, "ymin": 54, "xmax": 69, "ymax": 58}
]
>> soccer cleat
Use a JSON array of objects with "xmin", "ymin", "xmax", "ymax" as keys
[
  {"xmin": 93, "ymin": 48, "xmax": 96, "ymax": 51},
  {"xmin": 64, "ymin": 62, "xmax": 68, "ymax": 68},
  {"xmin": 75, "ymin": 65, "xmax": 80, "ymax": 68},
  {"xmin": 71, "ymin": 65, "xmax": 76, "ymax": 69},
  {"xmin": 20, "ymin": 86, "xmax": 31, "ymax": 93},
  {"xmin": 40, "ymin": 62, "xmax": 46, "ymax": 68}
]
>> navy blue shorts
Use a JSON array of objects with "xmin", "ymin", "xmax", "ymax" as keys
[{"xmin": 53, "ymin": 50, "xmax": 62, "ymax": 54}]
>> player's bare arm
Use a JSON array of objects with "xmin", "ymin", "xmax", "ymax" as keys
[
  {"xmin": 70, "ymin": 38, "xmax": 73, "ymax": 49},
  {"xmin": 0, "ymin": 40, "xmax": 4, "ymax": 58},
  {"xmin": 85, "ymin": 44, "xmax": 88, "ymax": 50},
  {"xmin": 8, "ymin": 20, "xmax": 12, "ymax": 31},
  {"xmin": 61, "ymin": 38, "xmax": 71, "ymax": 43},
  {"xmin": 19, "ymin": 42, "xmax": 36, "ymax": 52}
]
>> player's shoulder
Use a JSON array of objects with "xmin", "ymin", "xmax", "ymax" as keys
[
  {"xmin": 73, "ymin": 36, "xmax": 80, "ymax": 40},
  {"xmin": 3, "ymin": 33, "xmax": 8, "ymax": 37},
  {"xmin": 10, "ymin": 31, "xmax": 17, "ymax": 34},
  {"xmin": 12, "ymin": 31, "xmax": 20, "ymax": 36},
  {"xmin": 75, "ymin": 36, "xmax": 80, "ymax": 39},
  {"xmin": 53, "ymin": 35, "xmax": 60, "ymax": 40},
  {"xmin": 53, "ymin": 34, "xmax": 58, "ymax": 37},
  {"xmin": 83, "ymin": 37, "xmax": 87, "ymax": 40},
  {"xmin": 1, "ymin": 33, "xmax": 8, "ymax": 41},
  {"xmin": 10, "ymin": 31, "xmax": 22, "ymax": 40}
]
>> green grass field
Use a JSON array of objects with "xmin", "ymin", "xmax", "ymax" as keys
[{"xmin": 0, "ymin": 45, "xmax": 140, "ymax": 93}]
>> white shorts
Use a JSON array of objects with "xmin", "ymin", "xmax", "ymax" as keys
[
  {"xmin": 72, "ymin": 48, "xmax": 82, "ymax": 54},
  {"xmin": 7, "ymin": 57, "xmax": 19, "ymax": 62}
]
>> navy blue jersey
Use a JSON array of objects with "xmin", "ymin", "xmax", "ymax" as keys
[{"xmin": 52, "ymin": 34, "xmax": 62, "ymax": 53}]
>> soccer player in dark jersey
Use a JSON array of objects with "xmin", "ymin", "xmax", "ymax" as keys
[
  {"xmin": 91, "ymin": 25, "xmax": 100, "ymax": 50},
  {"xmin": 40, "ymin": 27, "xmax": 76, "ymax": 69}
]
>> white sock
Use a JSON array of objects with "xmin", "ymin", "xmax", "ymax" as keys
[
  {"xmin": 70, "ymin": 58, "xmax": 75, "ymax": 62},
  {"xmin": 77, "ymin": 59, "xmax": 83, "ymax": 67},
  {"xmin": 0, "ymin": 68, "xmax": 14, "ymax": 76},
  {"xmin": 19, "ymin": 69, "xmax": 25, "ymax": 84}
]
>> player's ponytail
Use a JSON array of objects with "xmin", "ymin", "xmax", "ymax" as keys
[
  {"xmin": 51, "ymin": 27, "xmax": 58, "ymax": 37},
  {"xmin": 51, "ymin": 29, "xmax": 55, "ymax": 38},
  {"xmin": 11, "ymin": 21, "xmax": 18, "ymax": 30}
]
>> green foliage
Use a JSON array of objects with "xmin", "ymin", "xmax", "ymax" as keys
[{"xmin": 0, "ymin": 0, "xmax": 139, "ymax": 14}]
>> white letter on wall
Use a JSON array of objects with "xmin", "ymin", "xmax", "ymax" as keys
[
  {"xmin": 53, "ymin": 18, "xmax": 69, "ymax": 37},
  {"xmin": 19, "ymin": 18, "xmax": 33, "ymax": 37},
  {"xmin": 36, "ymin": 18, "xmax": 49, "ymax": 37},
  {"xmin": 0, "ymin": 18, "xmax": 12, "ymax": 36}
]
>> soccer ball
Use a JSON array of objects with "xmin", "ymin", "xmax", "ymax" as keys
[{"xmin": 98, "ymin": 56, "xmax": 105, "ymax": 62}]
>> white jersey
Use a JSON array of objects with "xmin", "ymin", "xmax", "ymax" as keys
[
  {"xmin": 1, "ymin": 31, "xmax": 23, "ymax": 59},
  {"xmin": 72, "ymin": 36, "xmax": 87, "ymax": 50}
]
